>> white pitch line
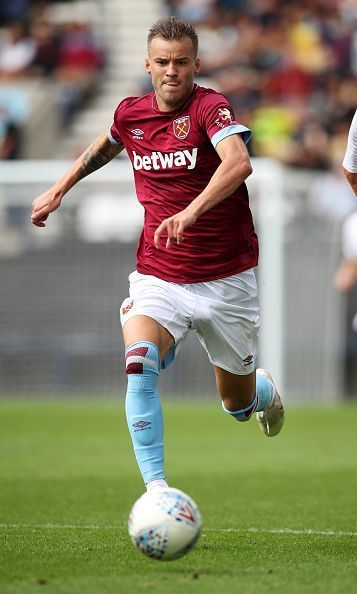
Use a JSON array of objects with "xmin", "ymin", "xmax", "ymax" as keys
[
  {"xmin": 0, "ymin": 524, "xmax": 356, "ymax": 537},
  {"xmin": 0, "ymin": 523, "xmax": 113, "ymax": 530},
  {"xmin": 206, "ymin": 527, "xmax": 357, "ymax": 537}
]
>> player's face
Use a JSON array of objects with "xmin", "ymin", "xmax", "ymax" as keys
[{"xmin": 145, "ymin": 36, "xmax": 200, "ymax": 111}]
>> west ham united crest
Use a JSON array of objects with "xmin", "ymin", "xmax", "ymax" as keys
[{"xmin": 173, "ymin": 116, "xmax": 190, "ymax": 140}]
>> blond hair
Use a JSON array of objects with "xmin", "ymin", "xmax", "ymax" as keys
[{"xmin": 147, "ymin": 16, "xmax": 198, "ymax": 57}]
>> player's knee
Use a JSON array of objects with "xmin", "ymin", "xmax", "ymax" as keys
[
  {"xmin": 221, "ymin": 394, "xmax": 258, "ymax": 422},
  {"xmin": 125, "ymin": 341, "xmax": 160, "ymax": 377}
]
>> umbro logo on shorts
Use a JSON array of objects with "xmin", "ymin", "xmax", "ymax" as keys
[
  {"xmin": 132, "ymin": 148, "xmax": 197, "ymax": 171},
  {"xmin": 243, "ymin": 355, "xmax": 254, "ymax": 367}
]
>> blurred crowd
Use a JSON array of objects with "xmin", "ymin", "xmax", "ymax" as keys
[
  {"xmin": 0, "ymin": 0, "xmax": 104, "ymax": 158},
  {"xmin": 0, "ymin": 0, "xmax": 356, "ymax": 171},
  {"xmin": 165, "ymin": 0, "xmax": 357, "ymax": 170}
]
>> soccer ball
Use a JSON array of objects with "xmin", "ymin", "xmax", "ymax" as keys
[{"xmin": 128, "ymin": 487, "xmax": 202, "ymax": 561}]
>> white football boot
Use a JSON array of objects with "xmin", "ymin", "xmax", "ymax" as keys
[
  {"xmin": 146, "ymin": 479, "xmax": 169, "ymax": 493},
  {"xmin": 256, "ymin": 368, "xmax": 284, "ymax": 437}
]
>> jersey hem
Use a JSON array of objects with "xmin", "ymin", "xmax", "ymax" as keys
[{"xmin": 135, "ymin": 262, "xmax": 258, "ymax": 284}]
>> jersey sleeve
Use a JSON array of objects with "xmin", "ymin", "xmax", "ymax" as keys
[
  {"xmin": 108, "ymin": 99, "xmax": 129, "ymax": 145},
  {"xmin": 343, "ymin": 110, "xmax": 357, "ymax": 173},
  {"xmin": 197, "ymin": 92, "xmax": 251, "ymax": 149}
]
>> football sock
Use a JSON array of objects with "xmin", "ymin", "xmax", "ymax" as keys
[
  {"xmin": 255, "ymin": 372, "xmax": 274, "ymax": 411},
  {"xmin": 221, "ymin": 372, "xmax": 274, "ymax": 421},
  {"xmin": 125, "ymin": 341, "xmax": 165, "ymax": 485},
  {"xmin": 160, "ymin": 344, "xmax": 176, "ymax": 369},
  {"xmin": 221, "ymin": 394, "xmax": 258, "ymax": 422}
]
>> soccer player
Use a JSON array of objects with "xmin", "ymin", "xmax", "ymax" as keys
[
  {"xmin": 342, "ymin": 110, "xmax": 357, "ymax": 197},
  {"xmin": 335, "ymin": 110, "xmax": 357, "ymax": 293},
  {"xmin": 31, "ymin": 16, "xmax": 284, "ymax": 493}
]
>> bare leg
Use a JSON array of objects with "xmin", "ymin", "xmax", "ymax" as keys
[
  {"xmin": 215, "ymin": 364, "xmax": 284, "ymax": 435},
  {"xmin": 213, "ymin": 365, "xmax": 256, "ymax": 411},
  {"xmin": 123, "ymin": 314, "xmax": 174, "ymax": 359}
]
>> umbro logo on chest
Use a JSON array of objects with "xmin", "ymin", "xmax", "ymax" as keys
[{"xmin": 131, "ymin": 128, "xmax": 144, "ymax": 139}]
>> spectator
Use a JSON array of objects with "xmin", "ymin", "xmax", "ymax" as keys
[
  {"xmin": 0, "ymin": 120, "xmax": 20, "ymax": 159},
  {"xmin": 0, "ymin": 3, "xmax": 105, "ymax": 158},
  {"xmin": 55, "ymin": 20, "xmax": 104, "ymax": 125},
  {"xmin": 30, "ymin": 17, "xmax": 59, "ymax": 76},
  {"xmin": 0, "ymin": 86, "xmax": 27, "ymax": 159},
  {"xmin": 249, "ymin": 99, "xmax": 298, "ymax": 160},
  {"xmin": 0, "ymin": 0, "xmax": 32, "ymax": 27},
  {"xmin": 0, "ymin": 21, "xmax": 35, "ymax": 80},
  {"xmin": 168, "ymin": 0, "xmax": 216, "ymax": 23}
]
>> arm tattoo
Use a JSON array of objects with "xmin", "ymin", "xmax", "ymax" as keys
[{"xmin": 79, "ymin": 145, "xmax": 116, "ymax": 180}]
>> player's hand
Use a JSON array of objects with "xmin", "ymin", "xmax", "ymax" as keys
[
  {"xmin": 31, "ymin": 188, "xmax": 62, "ymax": 228},
  {"xmin": 334, "ymin": 261, "xmax": 357, "ymax": 293},
  {"xmin": 154, "ymin": 210, "xmax": 197, "ymax": 249}
]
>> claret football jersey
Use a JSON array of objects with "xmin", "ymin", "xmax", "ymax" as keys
[{"xmin": 109, "ymin": 84, "xmax": 258, "ymax": 283}]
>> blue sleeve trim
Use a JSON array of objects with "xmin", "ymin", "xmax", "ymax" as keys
[
  {"xmin": 211, "ymin": 125, "xmax": 251, "ymax": 149},
  {"xmin": 108, "ymin": 130, "xmax": 122, "ymax": 145}
]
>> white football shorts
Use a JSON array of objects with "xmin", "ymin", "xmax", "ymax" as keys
[{"xmin": 120, "ymin": 269, "xmax": 260, "ymax": 375}]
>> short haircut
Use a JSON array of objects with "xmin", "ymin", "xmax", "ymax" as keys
[{"xmin": 147, "ymin": 16, "xmax": 198, "ymax": 57}]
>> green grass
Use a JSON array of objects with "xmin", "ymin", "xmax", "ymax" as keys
[{"xmin": 0, "ymin": 399, "xmax": 356, "ymax": 594}]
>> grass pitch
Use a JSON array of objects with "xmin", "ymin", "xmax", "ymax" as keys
[{"xmin": 0, "ymin": 399, "xmax": 356, "ymax": 594}]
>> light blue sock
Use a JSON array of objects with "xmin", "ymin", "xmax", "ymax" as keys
[
  {"xmin": 222, "ymin": 372, "xmax": 274, "ymax": 421},
  {"xmin": 125, "ymin": 341, "xmax": 164, "ymax": 485},
  {"xmin": 256, "ymin": 372, "xmax": 274, "ymax": 412},
  {"xmin": 222, "ymin": 394, "xmax": 258, "ymax": 422}
]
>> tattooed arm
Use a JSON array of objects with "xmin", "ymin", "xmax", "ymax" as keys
[{"xmin": 31, "ymin": 131, "xmax": 124, "ymax": 227}]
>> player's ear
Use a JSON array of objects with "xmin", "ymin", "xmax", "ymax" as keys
[
  {"xmin": 145, "ymin": 58, "xmax": 151, "ymax": 74},
  {"xmin": 194, "ymin": 58, "xmax": 201, "ymax": 75}
]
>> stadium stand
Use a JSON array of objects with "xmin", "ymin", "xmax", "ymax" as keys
[{"xmin": 0, "ymin": 0, "xmax": 356, "ymax": 162}]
